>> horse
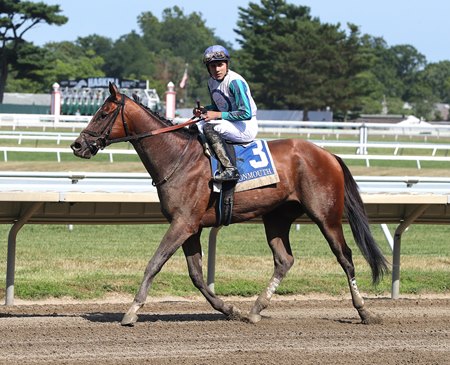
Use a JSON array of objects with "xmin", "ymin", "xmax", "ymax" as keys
[{"xmin": 71, "ymin": 82, "xmax": 388, "ymax": 326}]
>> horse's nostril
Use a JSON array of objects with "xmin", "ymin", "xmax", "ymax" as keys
[{"xmin": 71, "ymin": 142, "xmax": 82, "ymax": 151}]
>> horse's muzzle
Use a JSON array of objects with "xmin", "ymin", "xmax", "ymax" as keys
[{"xmin": 70, "ymin": 136, "xmax": 99, "ymax": 159}]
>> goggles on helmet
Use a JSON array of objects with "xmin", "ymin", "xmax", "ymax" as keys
[{"xmin": 203, "ymin": 51, "xmax": 229, "ymax": 64}]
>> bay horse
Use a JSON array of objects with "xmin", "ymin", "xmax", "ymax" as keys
[{"xmin": 71, "ymin": 82, "xmax": 388, "ymax": 326}]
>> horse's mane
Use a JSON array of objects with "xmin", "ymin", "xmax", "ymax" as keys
[
  {"xmin": 132, "ymin": 93, "xmax": 172, "ymax": 126},
  {"xmin": 131, "ymin": 93, "xmax": 193, "ymax": 137}
]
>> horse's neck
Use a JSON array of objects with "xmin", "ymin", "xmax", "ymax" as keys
[{"xmin": 130, "ymin": 110, "xmax": 194, "ymax": 183}]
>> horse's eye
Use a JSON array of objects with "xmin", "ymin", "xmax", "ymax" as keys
[{"xmin": 99, "ymin": 111, "xmax": 108, "ymax": 120}]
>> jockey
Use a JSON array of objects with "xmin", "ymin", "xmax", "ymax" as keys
[{"xmin": 194, "ymin": 45, "xmax": 258, "ymax": 182}]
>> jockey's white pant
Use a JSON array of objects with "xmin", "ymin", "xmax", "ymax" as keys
[{"xmin": 197, "ymin": 117, "xmax": 258, "ymax": 143}]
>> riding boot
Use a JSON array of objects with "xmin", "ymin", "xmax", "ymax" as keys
[{"xmin": 203, "ymin": 124, "xmax": 240, "ymax": 182}]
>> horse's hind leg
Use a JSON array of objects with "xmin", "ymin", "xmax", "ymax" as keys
[
  {"xmin": 248, "ymin": 212, "xmax": 295, "ymax": 323},
  {"xmin": 182, "ymin": 230, "xmax": 243, "ymax": 321},
  {"xmin": 318, "ymin": 221, "xmax": 381, "ymax": 324}
]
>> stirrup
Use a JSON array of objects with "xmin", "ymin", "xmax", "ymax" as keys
[{"xmin": 213, "ymin": 167, "xmax": 240, "ymax": 182}]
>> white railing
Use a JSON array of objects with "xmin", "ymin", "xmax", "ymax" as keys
[
  {"xmin": 1, "ymin": 145, "xmax": 450, "ymax": 169},
  {"xmin": 0, "ymin": 130, "xmax": 79, "ymax": 144},
  {"xmin": 1, "ymin": 131, "xmax": 449, "ymax": 156},
  {"xmin": 2, "ymin": 112, "xmax": 450, "ymax": 135},
  {"xmin": 0, "ymin": 146, "xmax": 136, "ymax": 163},
  {"xmin": 2, "ymin": 170, "xmax": 449, "ymax": 187},
  {"xmin": 1, "ymin": 114, "xmax": 450, "ymax": 163},
  {"xmin": 310, "ymin": 140, "xmax": 450, "ymax": 156},
  {"xmin": 0, "ymin": 113, "xmax": 90, "ymax": 130},
  {"xmin": 338, "ymin": 154, "xmax": 450, "ymax": 169}
]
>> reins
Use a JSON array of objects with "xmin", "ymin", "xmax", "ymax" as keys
[
  {"xmin": 106, "ymin": 96, "xmax": 201, "ymax": 145},
  {"xmin": 101, "ymin": 93, "xmax": 198, "ymax": 187}
]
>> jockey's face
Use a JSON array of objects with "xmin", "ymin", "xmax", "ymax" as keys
[{"xmin": 207, "ymin": 61, "xmax": 228, "ymax": 81}]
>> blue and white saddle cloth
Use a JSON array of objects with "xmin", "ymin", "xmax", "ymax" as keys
[{"xmin": 211, "ymin": 139, "xmax": 279, "ymax": 192}]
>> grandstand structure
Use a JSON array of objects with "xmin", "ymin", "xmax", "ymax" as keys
[{"xmin": 59, "ymin": 77, "xmax": 161, "ymax": 116}]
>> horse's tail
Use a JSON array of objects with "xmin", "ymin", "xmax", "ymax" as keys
[{"xmin": 334, "ymin": 155, "xmax": 389, "ymax": 284}]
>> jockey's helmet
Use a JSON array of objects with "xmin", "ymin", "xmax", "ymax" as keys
[{"xmin": 203, "ymin": 45, "xmax": 230, "ymax": 64}]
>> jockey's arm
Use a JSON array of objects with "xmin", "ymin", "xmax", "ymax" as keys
[{"xmin": 221, "ymin": 80, "xmax": 252, "ymax": 122}]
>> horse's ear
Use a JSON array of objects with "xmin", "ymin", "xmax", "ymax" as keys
[{"xmin": 109, "ymin": 82, "xmax": 119, "ymax": 98}]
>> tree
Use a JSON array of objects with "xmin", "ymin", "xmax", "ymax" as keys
[
  {"xmin": 236, "ymin": 0, "xmax": 371, "ymax": 120},
  {"xmin": 0, "ymin": 0, "xmax": 67, "ymax": 102},
  {"xmin": 6, "ymin": 40, "xmax": 52, "ymax": 93},
  {"xmin": 76, "ymin": 34, "xmax": 114, "ymax": 62},
  {"xmin": 137, "ymin": 6, "xmax": 233, "ymax": 105},
  {"xmin": 42, "ymin": 41, "xmax": 105, "ymax": 81},
  {"xmin": 420, "ymin": 61, "xmax": 450, "ymax": 103},
  {"xmin": 389, "ymin": 44, "xmax": 426, "ymax": 101},
  {"xmin": 105, "ymin": 31, "xmax": 156, "ymax": 80}
]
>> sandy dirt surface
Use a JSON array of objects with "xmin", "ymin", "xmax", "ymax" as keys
[{"xmin": 0, "ymin": 296, "xmax": 449, "ymax": 365}]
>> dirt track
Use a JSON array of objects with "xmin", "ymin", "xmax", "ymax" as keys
[{"xmin": 0, "ymin": 296, "xmax": 449, "ymax": 365}]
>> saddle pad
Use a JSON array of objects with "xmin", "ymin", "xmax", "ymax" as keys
[{"xmin": 211, "ymin": 139, "xmax": 280, "ymax": 192}]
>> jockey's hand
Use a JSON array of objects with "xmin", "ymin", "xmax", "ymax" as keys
[
  {"xmin": 193, "ymin": 106, "xmax": 207, "ymax": 117},
  {"xmin": 202, "ymin": 110, "xmax": 222, "ymax": 122}
]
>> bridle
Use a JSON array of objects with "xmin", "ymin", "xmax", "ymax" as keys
[
  {"xmin": 81, "ymin": 93, "xmax": 201, "ymax": 186},
  {"xmin": 81, "ymin": 93, "xmax": 200, "ymax": 153}
]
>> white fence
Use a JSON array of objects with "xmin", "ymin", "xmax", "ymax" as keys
[
  {"xmin": 2, "ymin": 112, "xmax": 450, "ymax": 137},
  {"xmin": 1, "ymin": 130, "xmax": 450, "ymax": 156},
  {"xmin": 0, "ymin": 146, "xmax": 135, "ymax": 163},
  {"xmin": 1, "ymin": 113, "xmax": 450, "ymax": 166},
  {"xmin": 1, "ymin": 145, "xmax": 450, "ymax": 169},
  {"xmin": 0, "ymin": 130, "xmax": 79, "ymax": 144}
]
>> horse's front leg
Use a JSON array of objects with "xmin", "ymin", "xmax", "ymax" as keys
[
  {"xmin": 121, "ymin": 222, "xmax": 195, "ymax": 326},
  {"xmin": 182, "ymin": 230, "xmax": 243, "ymax": 321}
]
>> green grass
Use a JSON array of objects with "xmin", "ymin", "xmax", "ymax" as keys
[
  {"xmin": 0, "ymin": 128, "xmax": 448, "ymax": 301},
  {"xmin": 0, "ymin": 223, "xmax": 448, "ymax": 301}
]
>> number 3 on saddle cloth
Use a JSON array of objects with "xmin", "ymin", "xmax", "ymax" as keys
[{"xmin": 209, "ymin": 139, "xmax": 280, "ymax": 226}]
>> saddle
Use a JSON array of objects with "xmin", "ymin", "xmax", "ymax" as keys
[{"xmin": 197, "ymin": 132, "xmax": 279, "ymax": 227}]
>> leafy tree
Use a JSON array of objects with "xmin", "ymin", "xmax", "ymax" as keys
[
  {"xmin": 389, "ymin": 44, "xmax": 426, "ymax": 102},
  {"xmin": 138, "ymin": 6, "xmax": 228, "ymax": 105},
  {"xmin": 8, "ymin": 40, "xmax": 106, "ymax": 93},
  {"xmin": 42, "ymin": 41, "xmax": 105, "ymax": 82},
  {"xmin": 76, "ymin": 35, "xmax": 114, "ymax": 61},
  {"xmin": 236, "ymin": 0, "xmax": 371, "ymax": 120},
  {"xmin": 366, "ymin": 39, "xmax": 427, "ymax": 99},
  {"xmin": 105, "ymin": 31, "xmax": 155, "ymax": 80},
  {"xmin": 359, "ymin": 35, "xmax": 403, "ymax": 113},
  {"xmin": 0, "ymin": 0, "xmax": 67, "ymax": 102},
  {"xmin": 5, "ymin": 41, "xmax": 51, "ymax": 93},
  {"xmin": 323, "ymin": 23, "xmax": 373, "ymax": 119},
  {"xmin": 420, "ymin": 61, "xmax": 450, "ymax": 103}
]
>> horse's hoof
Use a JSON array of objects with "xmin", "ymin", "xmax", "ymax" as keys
[
  {"xmin": 361, "ymin": 314, "xmax": 382, "ymax": 325},
  {"xmin": 121, "ymin": 313, "xmax": 138, "ymax": 326},
  {"xmin": 359, "ymin": 309, "xmax": 382, "ymax": 325},
  {"xmin": 247, "ymin": 313, "xmax": 262, "ymax": 324},
  {"xmin": 226, "ymin": 306, "xmax": 242, "ymax": 321}
]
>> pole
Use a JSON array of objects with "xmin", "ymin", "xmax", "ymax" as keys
[
  {"xmin": 165, "ymin": 82, "xmax": 176, "ymax": 119},
  {"xmin": 51, "ymin": 82, "xmax": 61, "ymax": 124}
]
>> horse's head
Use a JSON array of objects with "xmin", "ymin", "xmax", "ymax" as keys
[{"xmin": 71, "ymin": 82, "xmax": 129, "ymax": 159}]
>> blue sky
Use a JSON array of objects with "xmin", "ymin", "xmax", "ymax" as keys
[{"xmin": 27, "ymin": 0, "xmax": 449, "ymax": 63}]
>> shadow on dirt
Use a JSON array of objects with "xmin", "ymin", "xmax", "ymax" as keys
[
  {"xmin": 0, "ymin": 311, "xmax": 225, "ymax": 323},
  {"xmin": 83, "ymin": 312, "xmax": 225, "ymax": 323}
]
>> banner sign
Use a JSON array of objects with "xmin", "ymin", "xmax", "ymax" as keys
[{"xmin": 59, "ymin": 78, "xmax": 147, "ymax": 89}]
